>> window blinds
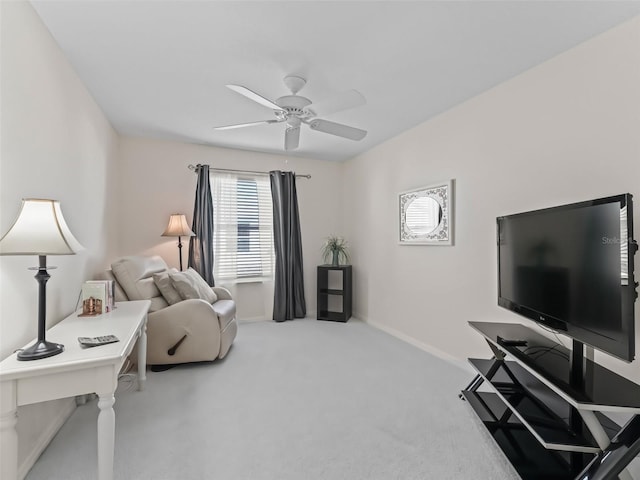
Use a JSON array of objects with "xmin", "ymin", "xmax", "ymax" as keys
[{"xmin": 212, "ymin": 172, "xmax": 274, "ymax": 281}]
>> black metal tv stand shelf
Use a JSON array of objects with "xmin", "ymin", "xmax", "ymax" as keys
[{"xmin": 461, "ymin": 321, "xmax": 640, "ymax": 480}]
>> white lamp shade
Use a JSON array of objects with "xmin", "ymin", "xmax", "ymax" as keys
[
  {"xmin": 0, "ymin": 199, "xmax": 84, "ymax": 255},
  {"xmin": 162, "ymin": 214, "xmax": 195, "ymax": 237}
]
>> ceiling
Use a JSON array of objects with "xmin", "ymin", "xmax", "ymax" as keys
[{"xmin": 31, "ymin": 1, "xmax": 640, "ymax": 162}]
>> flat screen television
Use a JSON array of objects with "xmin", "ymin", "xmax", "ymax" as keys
[{"xmin": 497, "ymin": 194, "xmax": 637, "ymax": 362}]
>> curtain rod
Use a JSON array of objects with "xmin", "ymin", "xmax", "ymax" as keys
[{"xmin": 188, "ymin": 164, "xmax": 311, "ymax": 179}]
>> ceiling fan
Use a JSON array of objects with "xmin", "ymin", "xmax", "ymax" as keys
[{"xmin": 214, "ymin": 75, "xmax": 367, "ymax": 151}]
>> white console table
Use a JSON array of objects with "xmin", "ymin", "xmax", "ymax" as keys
[{"xmin": 0, "ymin": 300, "xmax": 150, "ymax": 480}]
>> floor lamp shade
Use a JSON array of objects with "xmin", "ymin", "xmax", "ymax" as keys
[
  {"xmin": 162, "ymin": 214, "xmax": 195, "ymax": 238},
  {"xmin": 0, "ymin": 199, "xmax": 84, "ymax": 360},
  {"xmin": 162, "ymin": 214, "xmax": 195, "ymax": 271}
]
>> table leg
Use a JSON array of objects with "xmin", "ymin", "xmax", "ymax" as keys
[
  {"xmin": 97, "ymin": 393, "xmax": 115, "ymax": 480},
  {"xmin": 138, "ymin": 318, "xmax": 147, "ymax": 391},
  {"xmin": 0, "ymin": 408, "xmax": 18, "ymax": 480}
]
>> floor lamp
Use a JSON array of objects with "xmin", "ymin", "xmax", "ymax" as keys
[
  {"xmin": 0, "ymin": 199, "xmax": 84, "ymax": 361},
  {"xmin": 162, "ymin": 214, "xmax": 195, "ymax": 271}
]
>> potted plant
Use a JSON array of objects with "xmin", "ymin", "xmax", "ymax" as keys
[{"xmin": 322, "ymin": 235, "xmax": 350, "ymax": 266}]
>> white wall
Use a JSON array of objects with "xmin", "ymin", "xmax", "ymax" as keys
[
  {"xmin": 343, "ymin": 17, "xmax": 640, "ymax": 382},
  {"xmin": 0, "ymin": 1, "xmax": 119, "ymax": 476},
  {"xmin": 117, "ymin": 136, "xmax": 344, "ymax": 320}
]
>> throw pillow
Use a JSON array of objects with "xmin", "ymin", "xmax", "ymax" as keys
[
  {"xmin": 169, "ymin": 271, "xmax": 201, "ymax": 301},
  {"xmin": 184, "ymin": 268, "xmax": 218, "ymax": 304},
  {"xmin": 153, "ymin": 270, "xmax": 182, "ymax": 305}
]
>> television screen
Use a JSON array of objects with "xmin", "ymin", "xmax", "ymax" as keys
[{"xmin": 497, "ymin": 194, "xmax": 636, "ymax": 361}]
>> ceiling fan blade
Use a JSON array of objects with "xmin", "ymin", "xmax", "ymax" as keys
[
  {"xmin": 213, "ymin": 119, "xmax": 282, "ymax": 130},
  {"xmin": 307, "ymin": 119, "xmax": 367, "ymax": 141},
  {"xmin": 305, "ymin": 89, "xmax": 366, "ymax": 117},
  {"xmin": 284, "ymin": 126, "xmax": 300, "ymax": 150},
  {"xmin": 226, "ymin": 84, "xmax": 285, "ymax": 112}
]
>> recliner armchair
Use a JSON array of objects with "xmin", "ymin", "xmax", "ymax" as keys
[{"xmin": 106, "ymin": 255, "xmax": 237, "ymax": 366}]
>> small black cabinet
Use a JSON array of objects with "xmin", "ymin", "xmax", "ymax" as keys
[{"xmin": 317, "ymin": 265, "xmax": 352, "ymax": 322}]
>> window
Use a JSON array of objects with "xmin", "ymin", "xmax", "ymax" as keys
[{"xmin": 211, "ymin": 172, "xmax": 274, "ymax": 281}]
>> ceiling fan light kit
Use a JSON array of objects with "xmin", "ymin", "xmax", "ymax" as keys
[
  {"xmin": 285, "ymin": 126, "xmax": 301, "ymax": 150},
  {"xmin": 215, "ymin": 75, "xmax": 367, "ymax": 151}
]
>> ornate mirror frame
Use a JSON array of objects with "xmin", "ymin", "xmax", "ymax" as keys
[{"xmin": 399, "ymin": 179, "xmax": 454, "ymax": 245}]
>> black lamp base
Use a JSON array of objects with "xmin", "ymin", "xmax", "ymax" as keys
[{"xmin": 17, "ymin": 340, "xmax": 64, "ymax": 361}]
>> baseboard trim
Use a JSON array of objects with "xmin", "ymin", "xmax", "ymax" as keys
[
  {"xmin": 363, "ymin": 317, "xmax": 473, "ymax": 374},
  {"xmin": 238, "ymin": 316, "xmax": 269, "ymax": 323},
  {"xmin": 18, "ymin": 399, "xmax": 76, "ymax": 480},
  {"xmin": 238, "ymin": 310, "xmax": 319, "ymax": 323}
]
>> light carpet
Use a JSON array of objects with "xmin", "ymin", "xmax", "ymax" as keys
[{"xmin": 26, "ymin": 318, "xmax": 523, "ymax": 480}]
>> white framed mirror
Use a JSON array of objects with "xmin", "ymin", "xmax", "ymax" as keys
[{"xmin": 399, "ymin": 180, "xmax": 453, "ymax": 245}]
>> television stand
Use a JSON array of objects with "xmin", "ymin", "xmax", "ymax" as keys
[{"xmin": 461, "ymin": 321, "xmax": 640, "ymax": 480}]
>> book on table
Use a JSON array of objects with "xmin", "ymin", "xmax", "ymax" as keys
[{"xmin": 79, "ymin": 280, "xmax": 115, "ymax": 316}]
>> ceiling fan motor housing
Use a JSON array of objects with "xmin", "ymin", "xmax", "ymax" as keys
[
  {"xmin": 275, "ymin": 95, "xmax": 312, "ymax": 124},
  {"xmin": 276, "ymin": 95, "xmax": 311, "ymax": 110}
]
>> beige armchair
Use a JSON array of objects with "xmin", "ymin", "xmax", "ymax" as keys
[{"xmin": 107, "ymin": 255, "xmax": 237, "ymax": 366}]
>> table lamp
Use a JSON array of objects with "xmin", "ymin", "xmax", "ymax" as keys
[
  {"xmin": 0, "ymin": 199, "xmax": 84, "ymax": 360},
  {"xmin": 161, "ymin": 214, "xmax": 195, "ymax": 271}
]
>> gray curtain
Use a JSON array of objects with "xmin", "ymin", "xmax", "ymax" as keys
[
  {"xmin": 270, "ymin": 170, "xmax": 306, "ymax": 321},
  {"xmin": 188, "ymin": 164, "xmax": 215, "ymax": 286}
]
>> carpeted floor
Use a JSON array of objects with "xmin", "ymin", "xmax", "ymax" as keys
[{"xmin": 25, "ymin": 318, "xmax": 524, "ymax": 479}]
